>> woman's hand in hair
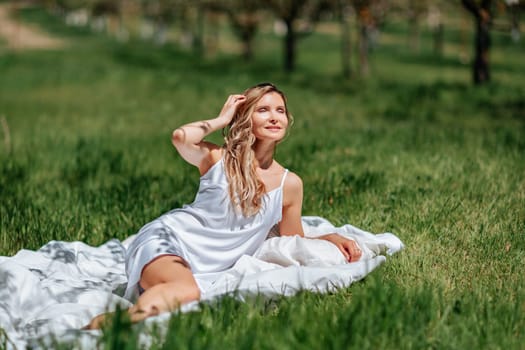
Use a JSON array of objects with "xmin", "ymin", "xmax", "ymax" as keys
[
  {"xmin": 172, "ymin": 94, "xmax": 245, "ymax": 168},
  {"xmin": 217, "ymin": 94, "xmax": 246, "ymax": 126}
]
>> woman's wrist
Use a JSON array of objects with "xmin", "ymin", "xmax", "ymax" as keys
[
  {"xmin": 316, "ymin": 233, "xmax": 335, "ymax": 241},
  {"xmin": 214, "ymin": 115, "xmax": 231, "ymax": 130}
]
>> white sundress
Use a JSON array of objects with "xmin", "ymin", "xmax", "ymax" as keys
[{"xmin": 124, "ymin": 158, "xmax": 288, "ymax": 300}]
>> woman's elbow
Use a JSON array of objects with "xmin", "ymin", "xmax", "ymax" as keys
[{"xmin": 171, "ymin": 128, "xmax": 185, "ymax": 147}]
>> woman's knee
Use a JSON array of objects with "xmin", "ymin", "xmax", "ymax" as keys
[
  {"xmin": 140, "ymin": 262, "xmax": 200, "ymax": 301},
  {"xmin": 185, "ymin": 283, "xmax": 201, "ymax": 301},
  {"xmin": 135, "ymin": 281, "xmax": 200, "ymax": 314},
  {"xmin": 140, "ymin": 255, "xmax": 191, "ymax": 289},
  {"xmin": 163, "ymin": 280, "xmax": 201, "ymax": 304}
]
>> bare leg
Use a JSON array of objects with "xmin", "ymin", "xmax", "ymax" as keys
[
  {"xmin": 84, "ymin": 255, "xmax": 200, "ymax": 329},
  {"xmin": 128, "ymin": 255, "xmax": 200, "ymax": 322}
]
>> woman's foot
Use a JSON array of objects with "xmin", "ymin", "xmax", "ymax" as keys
[
  {"xmin": 82, "ymin": 306, "xmax": 158, "ymax": 330},
  {"xmin": 82, "ymin": 312, "xmax": 113, "ymax": 330}
]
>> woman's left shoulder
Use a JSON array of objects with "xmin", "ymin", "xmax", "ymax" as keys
[
  {"xmin": 271, "ymin": 161, "xmax": 301, "ymax": 187},
  {"xmin": 282, "ymin": 170, "xmax": 303, "ymax": 192},
  {"xmin": 280, "ymin": 169, "xmax": 303, "ymax": 209}
]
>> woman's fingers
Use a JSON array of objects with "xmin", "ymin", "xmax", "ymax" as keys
[
  {"xmin": 231, "ymin": 95, "xmax": 246, "ymax": 105},
  {"xmin": 226, "ymin": 94, "xmax": 245, "ymax": 105},
  {"xmin": 320, "ymin": 233, "xmax": 362, "ymax": 263},
  {"xmin": 218, "ymin": 95, "xmax": 246, "ymax": 123},
  {"xmin": 346, "ymin": 241, "xmax": 362, "ymax": 262},
  {"xmin": 340, "ymin": 240, "xmax": 362, "ymax": 262},
  {"xmin": 337, "ymin": 244, "xmax": 350, "ymax": 261}
]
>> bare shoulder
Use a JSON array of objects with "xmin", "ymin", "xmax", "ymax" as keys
[
  {"xmin": 269, "ymin": 160, "xmax": 303, "ymax": 190},
  {"xmin": 270, "ymin": 160, "xmax": 302, "ymax": 189},
  {"xmin": 283, "ymin": 171, "xmax": 303, "ymax": 191},
  {"xmin": 279, "ymin": 169, "xmax": 305, "ymax": 236},
  {"xmin": 282, "ymin": 170, "xmax": 303, "ymax": 208}
]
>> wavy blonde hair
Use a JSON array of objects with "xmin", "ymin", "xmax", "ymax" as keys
[{"xmin": 223, "ymin": 83, "xmax": 292, "ymax": 217}]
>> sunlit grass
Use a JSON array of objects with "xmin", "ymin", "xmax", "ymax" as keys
[{"xmin": 0, "ymin": 4, "xmax": 524, "ymax": 349}]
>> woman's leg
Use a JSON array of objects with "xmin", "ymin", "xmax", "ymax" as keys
[
  {"xmin": 85, "ymin": 255, "xmax": 199, "ymax": 329},
  {"xmin": 128, "ymin": 255, "xmax": 200, "ymax": 322}
]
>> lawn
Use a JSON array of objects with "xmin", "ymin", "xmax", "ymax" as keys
[{"xmin": 0, "ymin": 5, "xmax": 524, "ymax": 349}]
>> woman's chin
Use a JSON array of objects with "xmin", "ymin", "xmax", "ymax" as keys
[{"xmin": 255, "ymin": 132, "xmax": 286, "ymax": 143}]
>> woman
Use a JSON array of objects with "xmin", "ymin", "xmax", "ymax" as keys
[{"xmin": 86, "ymin": 83, "xmax": 362, "ymax": 328}]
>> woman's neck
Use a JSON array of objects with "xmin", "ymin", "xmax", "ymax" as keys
[{"xmin": 253, "ymin": 141, "xmax": 276, "ymax": 169}]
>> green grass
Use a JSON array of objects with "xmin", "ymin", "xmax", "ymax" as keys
[{"xmin": 1, "ymin": 4, "xmax": 524, "ymax": 349}]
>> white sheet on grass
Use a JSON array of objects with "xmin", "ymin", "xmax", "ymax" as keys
[{"xmin": 0, "ymin": 216, "xmax": 403, "ymax": 349}]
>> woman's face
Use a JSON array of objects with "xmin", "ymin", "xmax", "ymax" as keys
[{"xmin": 250, "ymin": 92, "xmax": 289, "ymax": 142}]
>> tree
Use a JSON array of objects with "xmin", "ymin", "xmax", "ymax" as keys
[
  {"xmin": 90, "ymin": 0, "xmax": 122, "ymax": 36},
  {"xmin": 350, "ymin": 0, "xmax": 386, "ymax": 76},
  {"xmin": 428, "ymin": 4, "xmax": 444, "ymax": 56},
  {"xmin": 218, "ymin": 0, "xmax": 262, "ymax": 61},
  {"xmin": 332, "ymin": 0, "xmax": 387, "ymax": 78},
  {"xmin": 139, "ymin": 0, "xmax": 179, "ymax": 45},
  {"xmin": 406, "ymin": 0, "xmax": 427, "ymax": 52},
  {"xmin": 462, "ymin": 0, "xmax": 493, "ymax": 84},
  {"xmin": 337, "ymin": 0, "xmax": 353, "ymax": 78},
  {"xmin": 267, "ymin": 0, "xmax": 319, "ymax": 72}
]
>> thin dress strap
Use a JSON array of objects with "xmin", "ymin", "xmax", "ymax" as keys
[{"xmin": 280, "ymin": 169, "xmax": 289, "ymax": 188}]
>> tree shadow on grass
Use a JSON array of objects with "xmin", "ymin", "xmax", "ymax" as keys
[{"xmin": 396, "ymin": 50, "xmax": 525, "ymax": 75}]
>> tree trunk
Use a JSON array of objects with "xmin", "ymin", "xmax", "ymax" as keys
[
  {"xmin": 433, "ymin": 23, "xmax": 444, "ymax": 55},
  {"xmin": 241, "ymin": 33, "xmax": 254, "ymax": 61},
  {"xmin": 510, "ymin": 5, "xmax": 520, "ymax": 42},
  {"xmin": 408, "ymin": 16, "xmax": 420, "ymax": 52},
  {"xmin": 339, "ymin": 2, "xmax": 352, "ymax": 79},
  {"xmin": 462, "ymin": 0, "xmax": 492, "ymax": 84},
  {"xmin": 460, "ymin": 14, "xmax": 469, "ymax": 63},
  {"xmin": 284, "ymin": 19, "xmax": 295, "ymax": 72},
  {"xmin": 193, "ymin": 6, "xmax": 204, "ymax": 56},
  {"xmin": 473, "ymin": 10, "xmax": 491, "ymax": 84},
  {"xmin": 359, "ymin": 24, "xmax": 369, "ymax": 76},
  {"xmin": 228, "ymin": 11, "xmax": 258, "ymax": 62},
  {"xmin": 352, "ymin": 4, "xmax": 372, "ymax": 77},
  {"xmin": 428, "ymin": 6, "xmax": 443, "ymax": 56}
]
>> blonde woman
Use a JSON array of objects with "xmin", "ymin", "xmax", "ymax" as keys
[{"xmin": 86, "ymin": 83, "xmax": 362, "ymax": 328}]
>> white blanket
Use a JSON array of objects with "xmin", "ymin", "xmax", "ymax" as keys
[{"xmin": 0, "ymin": 216, "xmax": 403, "ymax": 349}]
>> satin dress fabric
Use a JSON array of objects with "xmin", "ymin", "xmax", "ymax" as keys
[{"xmin": 124, "ymin": 158, "xmax": 288, "ymax": 300}]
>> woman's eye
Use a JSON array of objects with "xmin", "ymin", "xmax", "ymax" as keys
[{"xmin": 258, "ymin": 108, "xmax": 267, "ymax": 112}]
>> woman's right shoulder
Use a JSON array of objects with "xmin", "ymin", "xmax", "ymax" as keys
[{"xmin": 198, "ymin": 146, "xmax": 223, "ymax": 176}]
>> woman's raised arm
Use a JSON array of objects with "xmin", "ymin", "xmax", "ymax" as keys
[{"xmin": 172, "ymin": 94, "xmax": 245, "ymax": 173}]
